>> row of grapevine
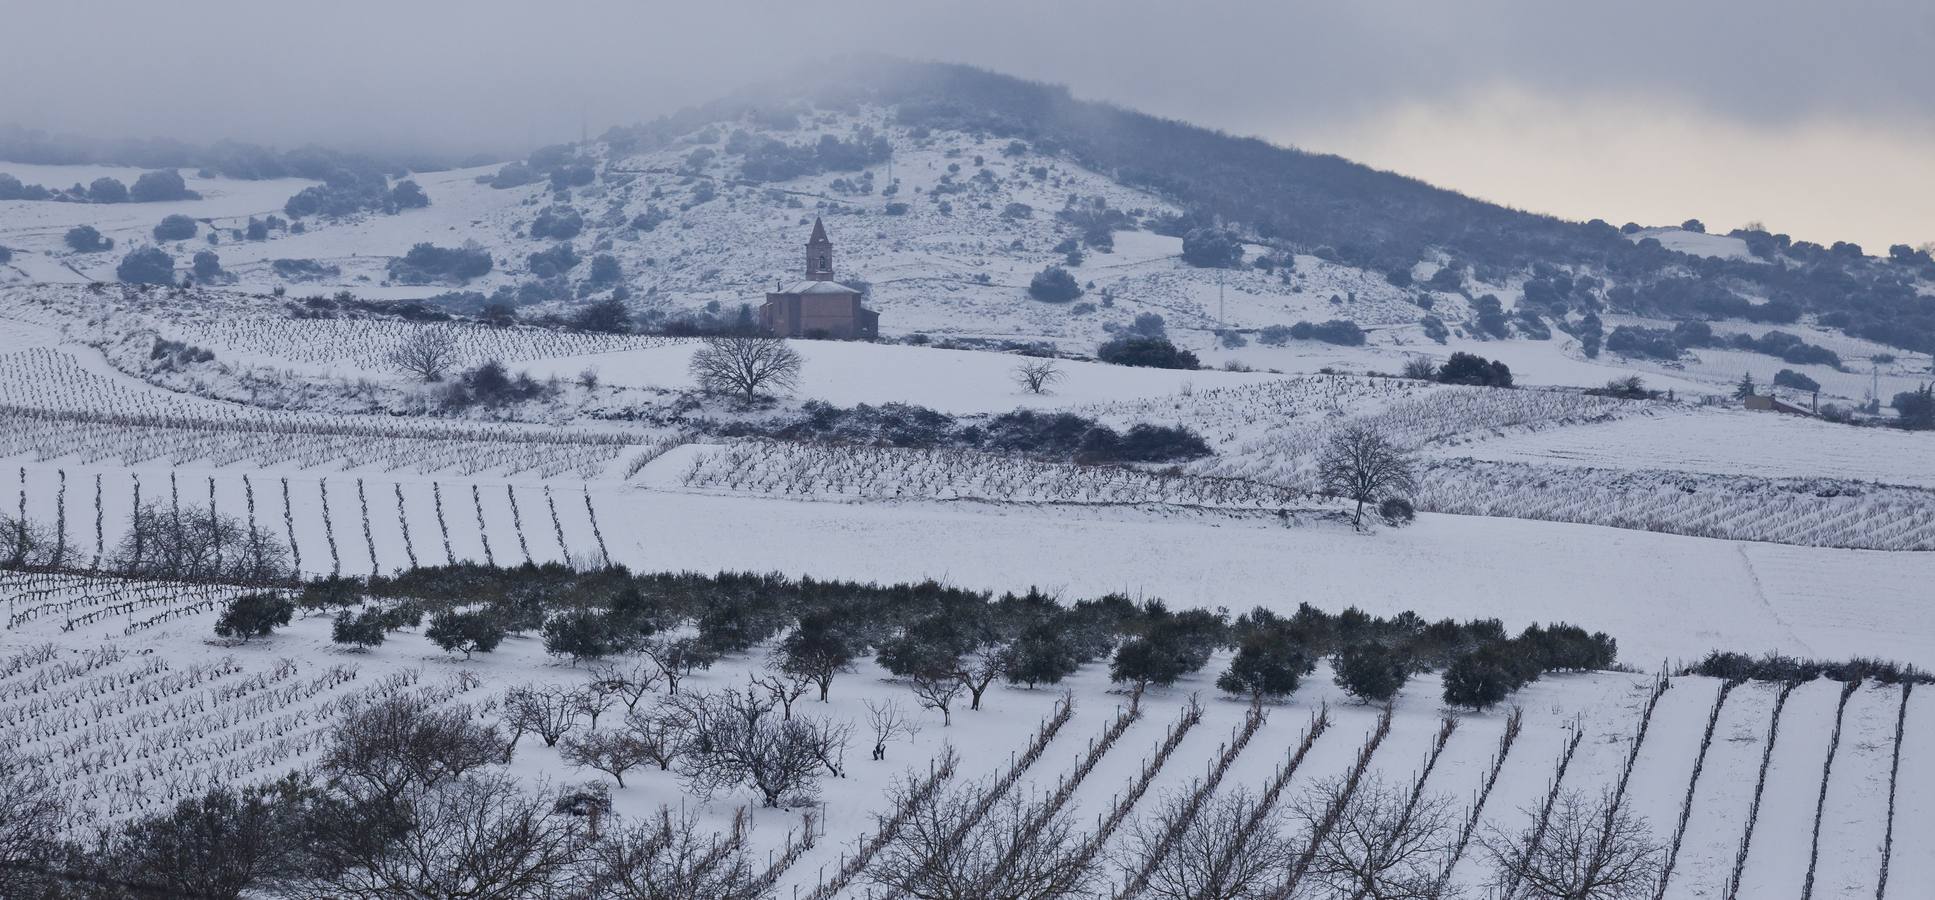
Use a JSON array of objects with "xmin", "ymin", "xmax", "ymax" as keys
[{"xmin": 682, "ymin": 441, "xmax": 1305, "ymax": 510}]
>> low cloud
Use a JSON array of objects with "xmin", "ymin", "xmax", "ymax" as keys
[{"xmin": 1, "ymin": 0, "xmax": 1928, "ymax": 244}]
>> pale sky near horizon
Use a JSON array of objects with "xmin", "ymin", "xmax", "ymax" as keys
[{"xmin": 3, "ymin": 0, "xmax": 1929, "ymax": 249}]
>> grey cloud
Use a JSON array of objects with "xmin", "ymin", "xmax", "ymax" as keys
[{"xmin": 1, "ymin": 0, "xmax": 1929, "ymax": 155}]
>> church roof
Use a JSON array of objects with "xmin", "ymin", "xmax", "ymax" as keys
[
  {"xmin": 807, "ymin": 217, "xmax": 830, "ymax": 245},
  {"xmin": 777, "ymin": 279, "xmax": 859, "ymax": 295}
]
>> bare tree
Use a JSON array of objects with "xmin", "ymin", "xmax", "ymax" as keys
[
  {"xmin": 642, "ymin": 636, "xmax": 719, "ymax": 695},
  {"xmin": 1481, "ymin": 790, "xmax": 1663, "ymax": 900},
  {"xmin": 1013, "ymin": 358, "xmax": 1064, "ymax": 395},
  {"xmin": 670, "ymin": 688, "xmax": 850, "ymax": 807},
  {"xmin": 1315, "ymin": 425, "xmax": 1419, "ymax": 530},
  {"xmin": 1294, "ymin": 774, "xmax": 1458, "ymax": 900},
  {"xmin": 864, "ymin": 698, "xmax": 921, "ymax": 761},
  {"xmin": 625, "ymin": 706, "xmax": 685, "ymax": 771},
  {"xmin": 591, "ymin": 659, "xmax": 663, "ymax": 713},
  {"xmin": 574, "ymin": 683, "xmax": 615, "ymax": 729},
  {"xmin": 867, "ymin": 778, "xmax": 1096, "ymax": 900},
  {"xmin": 750, "ymin": 667, "xmax": 812, "ymax": 720},
  {"xmin": 387, "ymin": 327, "xmax": 460, "ymax": 382},
  {"xmin": 321, "ymin": 696, "xmax": 508, "ymax": 803},
  {"xmin": 115, "ymin": 501, "xmax": 289, "ymax": 582},
  {"xmin": 579, "ymin": 804, "xmax": 763, "ymax": 900},
  {"xmin": 293, "ymin": 772, "xmax": 588, "ymax": 899},
  {"xmin": 688, "ymin": 335, "xmax": 802, "ymax": 399},
  {"xmin": 910, "ymin": 669, "xmax": 966, "ymax": 726},
  {"xmin": 1118, "ymin": 786, "xmax": 1296, "ymax": 900},
  {"xmin": 0, "ymin": 750, "xmax": 68, "ymax": 898},
  {"xmin": 504, "ymin": 685, "xmax": 584, "ymax": 749},
  {"xmin": 957, "ymin": 641, "xmax": 1009, "ymax": 711},
  {"xmin": 1, "ymin": 513, "xmax": 56, "ymax": 569},
  {"xmin": 562, "ymin": 729, "xmax": 654, "ymax": 788}
]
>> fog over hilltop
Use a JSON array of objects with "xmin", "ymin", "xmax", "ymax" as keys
[{"xmin": 2, "ymin": 0, "xmax": 1932, "ymax": 245}]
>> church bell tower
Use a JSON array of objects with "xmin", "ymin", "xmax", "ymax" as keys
[{"xmin": 805, "ymin": 217, "xmax": 834, "ymax": 281}]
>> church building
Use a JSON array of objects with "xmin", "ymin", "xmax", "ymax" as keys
[{"xmin": 758, "ymin": 218, "xmax": 878, "ymax": 339}]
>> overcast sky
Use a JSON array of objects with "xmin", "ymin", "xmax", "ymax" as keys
[{"xmin": 4, "ymin": 0, "xmax": 1931, "ymax": 248}]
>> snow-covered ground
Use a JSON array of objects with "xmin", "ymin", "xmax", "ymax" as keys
[{"xmin": 4, "ymin": 124, "xmax": 1932, "ymax": 893}]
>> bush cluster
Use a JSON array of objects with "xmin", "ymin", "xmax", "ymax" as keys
[
  {"xmin": 152, "ymin": 214, "xmax": 198, "ymax": 241},
  {"xmin": 442, "ymin": 360, "xmax": 556, "ymax": 410},
  {"xmin": 1435, "ymin": 352, "xmax": 1513, "ymax": 387},
  {"xmin": 1288, "ymin": 319, "xmax": 1366, "ymax": 346},
  {"xmin": 290, "ymin": 564, "xmax": 1621, "ymax": 713},
  {"xmin": 1097, "ymin": 335, "xmax": 1199, "ymax": 370},
  {"xmin": 1682, "ymin": 651, "xmax": 1929, "ymax": 685},
  {"xmin": 387, "ymin": 243, "xmax": 494, "ymax": 284},
  {"xmin": 736, "ymin": 401, "xmax": 1212, "ymax": 465},
  {"xmin": 528, "ymin": 205, "xmax": 584, "ymax": 240},
  {"xmin": 305, "ymin": 564, "xmax": 1618, "ymax": 717}
]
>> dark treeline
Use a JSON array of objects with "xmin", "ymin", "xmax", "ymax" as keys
[
  {"xmin": 716, "ymin": 401, "xmax": 1213, "ymax": 465},
  {"xmin": 288, "ymin": 562, "xmax": 1617, "ymax": 713},
  {"xmin": 1682, "ymin": 651, "xmax": 1929, "ymax": 686},
  {"xmin": 0, "ymin": 123, "xmax": 485, "ymax": 180}
]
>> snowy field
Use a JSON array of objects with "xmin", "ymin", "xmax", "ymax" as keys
[
  {"xmin": 3, "ymin": 572, "xmax": 1925, "ymax": 898},
  {"xmin": 2, "ymin": 145, "xmax": 1932, "ymax": 893},
  {"xmin": 12, "ymin": 456, "xmax": 1935, "ymax": 670},
  {"xmin": 1437, "ymin": 406, "xmax": 1935, "ymax": 488}
]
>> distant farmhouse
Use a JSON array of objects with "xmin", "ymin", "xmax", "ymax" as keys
[
  {"xmin": 759, "ymin": 217, "xmax": 878, "ymax": 339},
  {"xmin": 1743, "ymin": 394, "xmax": 1814, "ymax": 416}
]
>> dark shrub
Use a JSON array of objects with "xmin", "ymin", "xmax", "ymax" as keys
[
  {"xmin": 445, "ymin": 360, "xmax": 554, "ymax": 409},
  {"xmin": 1333, "ymin": 643, "xmax": 1410, "ymax": 703},
  {"xmin": 587, "ymin": 253, "xmax": 621, "ymax": 286},
  {"xmin": 1287, "ymin": 319, "xmax": 1366, "ymax": 346},
  {"xmin": 1217, "ymin": 632, "xmax": 1314, "ymax": 700},
  {"xmin": 1436, "ymin": 352, "xmax": 1513, "ymax": 387},
  {"xmin": 152, "ymin": 214, "xmax": 197, "ymax": 241},
  {"xmin": 271, "ymin": 258, "xmax": 338, "ymax": 281},
  {"xmin": 1772, "ymin": 369, "xmax": 1820, "ymax": 393},
  {"xmin": 387, "ymin": 243, "xmax": 493, "ymax": 284},
  {"xmin": 1442, "ymin": 646, "xmax": 1517, "ymax": 710},
  {"xmin": 1108, "ymin": 424, "xmax": 1212, "ymax": 463},
  {"xmin": 331, "ymin": 608, "xmax": 387, "ymax": 649},
  {"xmin": 1028, "ymin": 265, "xmax": 1082, "ymax": 302},
  {"xmin": 65, "ymin": 225, "xmax": 113, "ymax": 252},
  {"xmin": 88, "ymin": 177, "xmax": 129, "ymax": 203},
  {"xmin": 1378, "ymin": 497, "xmax": 1415, "ymax": 525},
  {"xmin": 981, "ymin": 410, "xmax": 1100, "ymax": 457},
  {"xmin": 526, "ymin": 243, "xmax": 580, "ymax": 279},
  {"xmin": 116, "ymin": 247, "xmax": 175, "ymax": 285},
  {"xmin": 1892, "ymin": 384, "xmax": 1933, "ymax": 430},
  {"xmin": 571, "ymin": 296, "xmax": 632, "ymax": 333},
  {"xmin": 425, "ymin": 609, "xmax": 506, "ymax": 657},
  {"xmin": 388, "ymin": 179, "xmax": 429, "ymax": 209},
  {"xmin": 1127, "ymin": 312, "xmax": 1167, "ymax": 338},
  {"xmin": 191, "ymin": 250, "xmax": 223, "ymax": 281},
  {"xmin": 1420, "ymin": 315, "xmax": 1449, "ymax": 343},
  {"xmin": 1470, "ymin": 295, "xmax": 1510, "ymax": 338},
  {"xmin": 529, "ymin": 204, "xmax": 583, "ymax": 240},
  {"xmin": 130, "ymin": 169, "xmax": 197, "ymax": 202},
  {"xmin": 1097, "ymin": 335, "xmax": 1199, "ymax": 369},
  {"xmin": 213, "ymin": 592, "xmax": 294, "ymax": 643},
  {"xmin": 1181, "ymin": 227, "xmax": 1243, "ymax": 268},
  {"xmin": 1517, "ymin": 624, "xmax": 1617, "ymax": 672},
  {"xmin": 488, "ymin": 162, "xmax": 538, "ymax": 188}
]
